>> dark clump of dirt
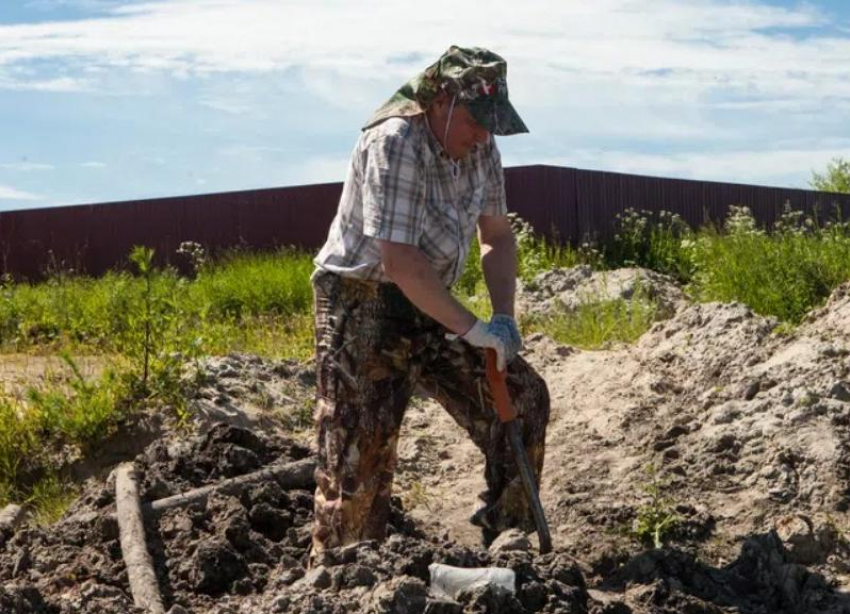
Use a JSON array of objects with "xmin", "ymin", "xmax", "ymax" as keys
[
  {"xmin": 593, "ymin": 530, "xmax": 850, "ymax": 614},
  {"xmin": 0, "ymin": 424, "xmax": 589, "ymax": 614},
  {"xmin": 261, "ymin": 538, "xmax": 588, "ymax": 614}
]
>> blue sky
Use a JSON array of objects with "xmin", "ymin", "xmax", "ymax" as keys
[{"xmin": 0, "ymin": 0, "xmax": 848, "ymax": 211}]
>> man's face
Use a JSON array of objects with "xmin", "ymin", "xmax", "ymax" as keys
[{"xmin": 428, "ymin": 96, "xmax": 491, "ymax": 160}]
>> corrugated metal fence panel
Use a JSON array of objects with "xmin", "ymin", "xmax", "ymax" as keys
[
  {"xmin": 572, "ymin": 168, "xmax": 850, "ymax": 242},
  {"xmin": 0, "ymin": 182, "xmax": 344, "ymax": 281},
  {"xmin": 662, "ymin": 178, "xmax": 706, "ymax": 228},
  {"xmin": 576, "ymin": 169, "xmax": 619, "ymax": 242},
  {"xmin": 504, "ymin": 166, "xmax": 579, "ymax": 241},
  {"xmin": 3, "ymin": 165, "xmax": 850, "ymax": 281}
]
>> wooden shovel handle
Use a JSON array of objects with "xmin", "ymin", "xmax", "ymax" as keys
[{"xmin": 486, "ymin": 349, "xmax": 518, "ymax": 423}]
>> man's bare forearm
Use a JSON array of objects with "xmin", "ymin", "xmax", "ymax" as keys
[
  {"xmin": 480, "ymin": 233, "xmax": 517, "ymax": 317},
  {"xmin": 378, "ymin": 241, "xmax": 477, "ymax": 334}
]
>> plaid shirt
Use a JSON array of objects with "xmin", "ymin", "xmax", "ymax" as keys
[{"xmin": 314, "ymin": 114, "xmax": 507, "ymax": 286}]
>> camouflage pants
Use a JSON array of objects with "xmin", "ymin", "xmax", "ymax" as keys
[{"xmin": 310, "ymin": 270, "xmax": 550, "ymax": 555}]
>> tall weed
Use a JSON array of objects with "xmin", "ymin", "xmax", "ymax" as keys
[
  {"xmin": 0, "ymin": 397, "xmax": 40, "ymax": 504},
  {"xmin": 26, "ymin": 353, "xmax": 128, "ymax": 451},
  {"xmin": 608, "ymin": 208, "xmax": 695, "ymax": 282},
  {"xmin": 690, "ymin": 206, "xmax": 850, "ymax": 323}
]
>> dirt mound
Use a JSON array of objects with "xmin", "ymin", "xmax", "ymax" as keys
[
  {"xmin": 517, "ymin": 266, "xmax": 687, "ymax": 320},
  {"xmin": 0, "ymin": 424, "xmax": 310, "ymax": 613},
  {"xmin": 804, "ymin": 281, "xmax": 850, "ymax": 340},
  {"xmin": 632, "ymin": 299, "xmax": 850, "ymax": 514}
]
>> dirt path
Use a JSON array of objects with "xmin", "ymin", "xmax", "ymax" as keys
[{"xmin": 0, "ymin": 353, "xmax": 112, "ymax": 400}]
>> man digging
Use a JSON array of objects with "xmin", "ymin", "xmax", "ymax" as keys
[{"xmin": 310, "ymin": 45, "xmax": 550, "ymax": 559}]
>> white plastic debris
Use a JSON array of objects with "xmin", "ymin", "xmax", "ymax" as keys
[{"xmin": 428, "ymin": 563, "xmax": 516, "ymax": 599}]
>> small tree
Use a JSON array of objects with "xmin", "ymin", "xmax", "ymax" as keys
[
  {"xmin": 811, "ymin": 158, "xmax": 850, "ymax": 194},
  {"xmin": 128, "ymin": 246, "xmax": 156, "ymax": 389}
]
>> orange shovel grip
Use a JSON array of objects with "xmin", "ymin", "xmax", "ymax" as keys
[{"xmin": 485, "ymin": 349, "xmax": 517, "ymax": 423}]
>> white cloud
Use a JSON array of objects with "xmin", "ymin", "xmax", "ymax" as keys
[
  {"xmin": 0, "ymin": 162, "xmax": 54, "ymax": 171},
  {"xmin": 0, "ymin": 0, "xmax": 843, "ymax": 105},
  {"xmin": 0, "ymin": 185, "xmax": 42, "ymax": 200},
  {"xmin": 199, "ymin": 97, "xmax": 255, "ymax": 116},
  {"xmin": 80, "ymin": 161, "xmax": 106, "ymax": 168},
  {"xmin": 0, "ymin": 73, "xmax": 92, "ymax": 92},
  {"xmin": 1, "ymin": 0, "xmax": 848, "ymax": 191}
]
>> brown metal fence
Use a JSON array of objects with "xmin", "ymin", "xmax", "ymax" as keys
[{"xmin": 2, "ymin": 164, "xmax": 849, "ymax": 281}]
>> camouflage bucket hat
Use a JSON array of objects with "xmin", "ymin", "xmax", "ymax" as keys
[{"xmin": 364, "ymin": 45, "xmax": 528, "ymax": 136}]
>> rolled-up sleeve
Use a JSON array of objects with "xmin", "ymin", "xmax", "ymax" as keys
[
  {"xmin": 361, "ymin": 133, "xmax": 423, "ymax": 245},
  {"xmin": 481, "ymin": 138, "xmax": 507, "ymax": 217}
]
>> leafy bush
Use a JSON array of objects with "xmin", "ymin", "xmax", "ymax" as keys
[
  {"xmin": 690, "ymin": 206, "xmax": 850, "ymax": 323},
  {"xmin": 608, "ymin": 208, "xmax": 695, "ymax": 282},
  {"xmin": 631, "ymin": 463, "xmax": 680, "ymax": 549}
]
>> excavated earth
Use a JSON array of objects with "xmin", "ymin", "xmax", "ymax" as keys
[{"xmin": 3, "ymin": 267, "xmax": 850, "ymax": 613}]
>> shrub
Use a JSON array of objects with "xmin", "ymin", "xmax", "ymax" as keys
[
  {"xmin": 690, "ymin": 206, "xmax": 850, "ymax": 323},
  {"xmin": 631, "ymin": 463, "xmax": 680, "ymax": 549},
  {"xmin": 608, "ymin": 208, "xmax": 695, "ymax": 282}
]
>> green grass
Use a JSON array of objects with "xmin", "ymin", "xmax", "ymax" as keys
[
  {"xmin": 0, "ymin": 247, "xmax": 318, "ymax": 519},
  {"xmin": 522, "ymin": 289, "xmax": 658, "ymax": 350},
  {"xmin": 27, "ymin": 475, "xmax": 78, "ymax": 526},
  {"xmin": 0, "ymin": 397, "xmax": 40, "ymax": 505},
  {"xmin": 0, "ymin": 247, "xmax": 315, "ymax": 357},
  {"xmin": 200, "ymin": 312, "xmax": 315, "ymax": 361},
  {"xmin": 688, "ymin": 206, "xmax": 850, "ymax": 324},
  {"xmin": 604, "ymin": 205, "xmax": 850, "ymax": 325},
  {"xmin": 26, "ymin": 353, "xmax": 130, "ymax": 452},
  {"xmin": 0, "ymin": 354, "xmax": 130, "ymax": 516},
  {"xmin": 189, "ymin": 249, "xmax": 314, "ymax": 319}
]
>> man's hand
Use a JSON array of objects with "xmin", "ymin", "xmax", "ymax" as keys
[
  {"xmin": 460, "ymin": 319, "xmax": 510, "ymax": 371},
  {"xmin": 491, "ymin": 314, "xmax": 522, "ymax": 362}
]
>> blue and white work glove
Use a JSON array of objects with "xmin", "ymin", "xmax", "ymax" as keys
[
  {"xmin": 490, "ymin": 314, "xmax": 523, "ymax": 360},
  {"xmin": 458, "ymin": 316, "xmax": 522, "ymax": 372}
]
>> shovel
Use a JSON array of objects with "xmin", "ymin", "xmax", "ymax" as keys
[{"xmin": 485, "ymin": 349, "xmax": 553, "ymax": 554}]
